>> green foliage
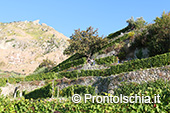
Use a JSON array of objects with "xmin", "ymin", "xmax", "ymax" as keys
[
  {"xmin": 5, "ymin": 38, "xmax": 15, "ymax": 43},
  {"xmin": 110, "ymin": 52, "xmax": 170, "ymax": 75},
  {"xmin": 22, "ymin": 50, "xmax": 170, "ymax": 82},
  {"xmin": 107, "ymin": 26, "xmax": 131, "ymax": 39},
  {"xmin": 134, "ymin": 17, "xmax": 146, "ymax": 29},
  {"xmin": 32, "ymin": 67, "xmax": 48, "ymax": 75},
  {"xmin": 51, "ymin": 57, "xmax": 86, "ymax": 72},
  {"xmin": 128, "ymin": 31, "xmax": 135, "ymax": 38},
  {"xmin": 0, "ymin": 77, "xmax": 25, "ymax": 86},
  {"xmin": 98, "ymin": 34, "xmax": 129, "ymax": 54},
  {"xmin": 65, "ymin": 53, "xmax": 85, "ymax": 61},
  {"xmin": 8, "ymin": 77, "xmax": 24, "ymax": 84},
  {"xmin": 35, "ymin": 59, "xmax": 56, "ymax": 72},
  {"xmin": 58, "ymin": 70, "xmax": 79, "ymax": 78},
  {"xmin": 136, "ymin": 48, "xmax": 143, "ymax": 59},
  {"xmin": 126, "ymin": 16, "xmax": 146, "ymax": 29},
  {"xmin": 50, "ymin": 53, "xmax": 85, "ymax": 72},
  {"xmin": 69, "ymin": 53, "xmax": 85, "ymax": 62},
  {"xmin": 25, "ymin": 52, "xmax": 170, "ymax": 80},
  {"xmin": 117, "ymin": 51, "xmax": 126, "ymax": 61},
  {"xmin": 95, "ymin": 56, "xmax": 118, "ymax": 65},
  {"xmin": 63, "ymin": 52, "xmax": 170, "ymax": 78},
  {"xmin": 56, "ymin": 85, "xmax": 95, "ymax": 97},
  {"xmin": 64, "ymin": 26, "xmax": 108, "ymax": 58},
  {"xmin": 32, "ymin": 53, "xmax": 83, "ymax": 75},
  {"xmin": 25, "ymin": 72, "xmax": 56, "ymax": 81},
  {"xmin": 114, "ymin": 79, "xmax": 170, "ymax": 96},
  {"xmin": 0, "ymin": 78, "xmax": 7, "ymax": 87},
  {"xmin": 0, "ymin": 83, "xmax": 169, "ymax": 113},
  {"xmin": 24, "ymin": 83, "xmax": 52, "ymax": 99},
  {"xmin": 133, "ymin": 12, "xmax": 170, "ymax": 56}
]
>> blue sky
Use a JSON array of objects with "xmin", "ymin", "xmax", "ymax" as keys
[{"xmin": 0, "ymin": 0, "xmax": 169, "ymax": 37}]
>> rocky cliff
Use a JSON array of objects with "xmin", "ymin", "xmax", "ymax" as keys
[{"xmin": 0, "ymin": 20, "xmax": 69, "ymax": 75}]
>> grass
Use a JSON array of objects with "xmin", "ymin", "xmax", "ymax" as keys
[{"xmin": 5, "ymin": 39, "xmax": 15, "ymax": 43}]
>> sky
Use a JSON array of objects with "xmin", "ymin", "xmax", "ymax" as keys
[{"xmin": 0, "ymin": 0, "xmax": 170, "ymax": 38}]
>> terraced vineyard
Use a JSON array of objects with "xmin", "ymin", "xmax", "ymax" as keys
[
  {"xmin": 0, "ymin": 80, "xmax": 170, "ymax": 112},
  {"xmin": 1, "ymin": 12, "xmax": 170, "ymax": 112}
]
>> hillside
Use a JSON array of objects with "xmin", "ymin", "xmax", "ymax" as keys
[
  {"xmin": 0, "ymin": 12, "xmax": 170, "ymax": 112},
  {"xmin": 0, "ymin": 20, "xmax": 69, "ymax": 75}
]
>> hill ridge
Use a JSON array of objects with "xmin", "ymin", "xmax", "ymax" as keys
[{"xmin": 0, "ymin": 20, "xmax": 69, "ymax": 75}]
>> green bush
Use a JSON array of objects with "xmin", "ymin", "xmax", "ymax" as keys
[
  {"xmin": 58, "ymin": 70, "xmax": 79, "ymax": 78},
  {"xmin": 51, "ymin": 57, "xmax": 86, "ymax": 72},
  {"xmin": 113, "ymin": 79, "xmax": 170, "ymax": 96},
  {"xmin": 95, "ymin": 56, "xmax": 118, "ymax": 65},
  {"xmin": 32, "ymin": 67, "xmax": 48, "ymax": 75},
  {"xmin": 24, "ymin": 83, "xmax": 52, "ymax": 99},
  {"xmin": 8, "ymin": 77, "xmax": 24, "ymax": 84},
  {"xmin": 107, "ymin": 26, "xmax": 131, "ymax": 39},
  {"xmin": 0, "ymin": 93, "xmax": 169, "ymax": 112},
  {"xmin": 25, "ymin": 72, "xmax": 56, "ymax": 81},
  {"xmin": 0, "ymin": 78, "xmax": 7, "ymax": 87},
  {"xmin": 110, "ymin": 52, "xmax": 170, "ymax": 75},
  {"xmin": 117, "ymin": 51, "xmax": 126, "ymax": 60},
  {"xmin": 56, "ymin": 85, "xmax": 95, "ymax": 97},
  {"xmin": 35, "ymin": 59, "xmax": 55, "ymax": 72},
  {"xmin": 63, "ymin": 53, "xmax": 85, "ymax": 62},
  {"xmin": 98, "ymin": 34, "xmax": 129, "ymax": 54},
  {"xmin": 133, "ymin": 12, "xmax": 170, "ymax": 57}
]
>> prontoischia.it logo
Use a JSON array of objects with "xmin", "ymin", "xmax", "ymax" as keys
[{"xmin": 72, "ymin": 94, "xmax": 161, "ymax": 104}]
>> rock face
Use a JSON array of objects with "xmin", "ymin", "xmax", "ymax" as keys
[{"xmin": 0, "ymin": 20, "xmax": 69, "ymax": 75}]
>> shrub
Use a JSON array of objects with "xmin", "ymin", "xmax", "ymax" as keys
[
  {"xmin": 51, "ymin": 57, "xmax": 86, "ymax": 72},
  {"xmin": 58, "ymin": 70, "xmax": 79, "ymax": 78},
  {"xmin": 117, "ymin": 51, "xmax": 126, "ymax": 60},
  {"xmin": 95, "ymin": 56, "xmax": 118, "ymax": 65},
  {"xmin": 8, "ymin": 77, "xmax": 24, "ymax": 84},
  {"xmin": 24, "ymin": 83, "xmax": 52, "ymax": 99},
  {"xmin": 110, "ymin": 52, "xmax": 170, "ymax": 75},
  {"xmin": 55, "ymin": 85, "xmax": 95, "ymax": 97},
  {"xmin": 132, "ymin": 12, "xmax": 170, "ymax": 57},
  {"xmin": 114, "ymin": 79, "xmax": 170, "ymax": 96},
  {"xmin": 128, "ymin": 31, "xmax": 135, "ymax": 38},
  {"xmin": 25, "ymin": 72, "xmax": 56, "ymax": 81},
  {"xmin": 0, "ymin": 78, "xmax": 7, "ymax": 87},
  {"xmin": 107, "ymin": 26, "xmax": 130, "ymax": 39},
  {"xmin": 98, "ymin": 34, "xmax": 129, "ymax": 54}
]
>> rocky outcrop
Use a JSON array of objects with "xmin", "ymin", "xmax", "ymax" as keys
[{"xmin": 0, "ymin": 20, "xmax": 69, "ymax": 75}]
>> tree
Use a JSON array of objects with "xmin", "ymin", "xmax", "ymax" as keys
[
  {"xmin": 64, "ymin": 26, "xmax": 108, "ymax": 58},
  {"xmin": 126, "ymin": 16, "xmax": 135, "ymax": 29},
  {"xmin": 134, "ymin": 17, "xmax": 147, "ymax": 29},
  {"xmin": 126, "ymin": 16, "xmax": 146, "ymax": 29},
  {"xmin": 133, "ymin": 11, "xmax": 170, "ymax": 56},
  {"xmin": 146, "ymin": 11, "xmax": 170, "ymax": 56}
]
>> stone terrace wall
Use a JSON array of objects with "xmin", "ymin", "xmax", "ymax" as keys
[{"xmin": 56, "ymin": 65, "xmax": 170, "ymax": 94}]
